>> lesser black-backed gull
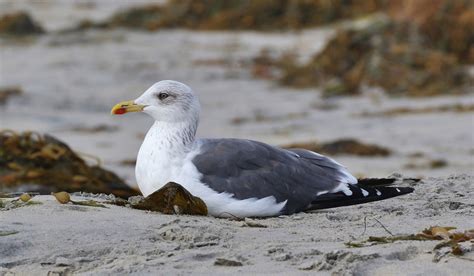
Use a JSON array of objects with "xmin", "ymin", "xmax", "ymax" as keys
[{"xmin": 111, "ymin": 80, "xmax": 413, "ymax": 217}]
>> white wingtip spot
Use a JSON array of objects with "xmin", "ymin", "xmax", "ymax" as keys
[
  {"xmin": 361, "ymin": 188, "xmax": 369, "ymax": 197},
  {"xmin": 332, "ymin": 183, "xmax": 353, "ymax": 196},
  {"xmin": 396, "ymin": 188, "xmax": 401, "ymax": 193},
  {"xmin": 375, "ymin": 189, "xmax": 382, "ymax": 196},
  {"xmin": 316, "ymin": 190, "xmax": 329, "ymax": 196}
]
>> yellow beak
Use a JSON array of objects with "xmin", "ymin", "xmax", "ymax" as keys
[{"xmin": 111, "ymin": 100, "xmax": 146, "ymax": 115}]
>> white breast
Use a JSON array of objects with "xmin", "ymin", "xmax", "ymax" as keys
[{"xmin": 135, "ymin": 125, "xmax": 184, "ymax": 197}]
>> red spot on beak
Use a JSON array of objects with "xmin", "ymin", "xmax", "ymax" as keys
[{"xmin": 114, "ymin": 108, "xmax": 126, "ymax": 115}]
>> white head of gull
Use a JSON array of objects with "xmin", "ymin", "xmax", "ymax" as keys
[{"xmin": 111, "ymin": 80, "xmax": 414, "ymax": 217}]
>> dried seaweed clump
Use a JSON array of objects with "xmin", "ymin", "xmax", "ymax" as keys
[
  {"xmin": 387, "ymin": 0, "xmax": 474, "ymax": 64},
  {"xmin": 0, "ymin": 131, "xmax": 139, "ymax": 198},
  {"xmin": 75, "ymin": 0, "xmax": 384, "ymax": 31},
  {"xmin": 258, "ymin": 0, "xmax": 473, "ymax": 97},
  {"xmin": 0, "ymin": 12, "xmax": 44, "ymax": 35},
  {"xmin": 131, "ymin": 182, "xmax": 207, "ymax": 216},
  {"xmin": 0, "ymin": 192, "xmax": 43, "ymax": 211},
  {"xmin": 346, "ymin": 226, "xmax": 474, "ymax": 261},
  {"xmin": 283, "ymin": 138, "xmax": 391, "ymax": 157},
  {"xmin": 358, "ymin": 103, "xmax": 474, "ymax": 117},
  {"xmin": 0, "ymin": 87, "xmax": 23, "ymax": 106}
]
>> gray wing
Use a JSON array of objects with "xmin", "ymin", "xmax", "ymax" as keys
[{"xmin": 192, "ymin": 138, "xmax": 357, "ymax": 214}]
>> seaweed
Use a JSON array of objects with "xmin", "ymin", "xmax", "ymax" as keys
[
  {"xmin": 0, "ymin": 87, "xmax": 23, "ymax": 106},
  {"xmin": 131, "ymin": 182, "xmax": 207, "ymax": 216},
  {"xmin": 283, "ymin": 138, "xmax": 391, "ymax": 157},
  {"xmin": 53, "ymin": 191, "xmax": 107, "ymax": 208},
  {"xmin": 0, "ymin": 131, "xmax": 139, "ymax": 198},
  {"xmin": 358, "ymin": 104, "xmax": 474, "ymax": 117},
  {"xmin": 0, "ymin": 231, "xmax": 19, "ymax": 237},
  {"xmin": 71, "ymin": 0, "xmax": 385, "ymax": 31},
  {"xmin": 253, "ymin": 0, "xmax": 473, "ymax": 97},
  {"xmin": 387, "ymin": 0, "xmax": 474, "ymax": 64},
  {"xmin": 0, "ymin": 193, "xmax": 43, "ymax": 210},
  {"xmin": 404, "ymin": 158, "xmax": 449, "ymax": 170},
  {"xmin": 0, "ymin": 12, "xmax": 44, "ymax": 35},
  {"xmin": 45, "ymin": 184, "xmax": 207, "ymax": 215},
  {"xmin": 346, "ymin": 226, "xmax": 474, "ymax": 259},
  {"xmin": 70, "ymin": 124, "xmax": 118, "ymax": 134}
]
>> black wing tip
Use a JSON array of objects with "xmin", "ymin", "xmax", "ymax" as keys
[
  {"xmin": 308, "ymin": 185, "xmax": 415, "ymax": 210},
  {"xmin": 397, "ymin": 186, "xmax": 415, "ymax": 194}
]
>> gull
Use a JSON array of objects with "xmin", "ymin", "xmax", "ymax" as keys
[{"xmin": 111, "ymin": 80, "xmax": 413, "ymax": 217}]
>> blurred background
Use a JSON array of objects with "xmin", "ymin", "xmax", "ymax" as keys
[{"xmin": 0, "ymin": 0, "xmax": 473, "ymax": 193}]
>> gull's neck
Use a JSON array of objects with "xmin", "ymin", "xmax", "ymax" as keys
[
  {"xmin": 136, "ymin": 118, "xmax": 198, "ymax": 196},
  {"xmin": 146, "ymin": 119, "xmax": 198, "ymax": 153}
]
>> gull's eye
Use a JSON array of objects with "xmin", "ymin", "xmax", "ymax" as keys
[{"xmin": 157, "ymin": 92, "xmax": 169, "ymax": 100}]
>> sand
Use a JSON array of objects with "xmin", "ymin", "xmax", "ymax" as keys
[
  {"xmin": 1, "ymin": 1, "xmax": 473, "ymax": 275},
  {"xmin": 1, "ymin": 175, "xmax": 473, "ymax": 275}
]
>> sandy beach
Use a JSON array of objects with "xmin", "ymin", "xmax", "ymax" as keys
[
  {"xmin": 1, "ymin": 175, "xmax": 473, "ymax": 275},
  {"xmin": 1, "ymin": 1, "xmax": 473, "ymax": 275}
]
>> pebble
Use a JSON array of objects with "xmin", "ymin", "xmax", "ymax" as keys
[
  {"xmin": 274, "ymin": 253, "xmax": 292, "ymax": 261},
  {"xmin": 214, "ymin": 258, "xmax": 243, "ymax": 266},
  {"xmin": 298, "ymin": 261, "xmax": 316, "ymax": 270},
  {"xmin": 55, "ymin": 257, "xmax": 72, "ymax": 267}
]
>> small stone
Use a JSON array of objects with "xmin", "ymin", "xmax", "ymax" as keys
[
  {"xmin": 318, "ymin": 262, "xmax": 333, "ymax": 271},
  {"xmin": 194, "ymin": 241, "xmax": 219, "ymax": 247},
  {"xmin": 305, "ymin": 249, "xmax": 322, "ymax": 256},
  {"xmin": 19, "ymin": 193, "xmax": 31, "ymax": 202},
  {"xmin": 53, "ymin": 192, "xmax": 70, "ymax": 204},
  {"xmin": 242, "ymin": 218, "xmax": 267, "ymax": 228},
  {"xmin": 214, "ymin": 258, "xmax": 243, "ymax": 266},
  {"xmin": 448, "ymin": 201, "xmax": 462, "ymax": 210},
  {"xmin": 274, "ymin": 253, "xmax": 292, "ymax": 261},
  {"xmin": 55, "ymin": 257, "xmax": 72, "ymax": 267},
  {"xmin": 298, "ymin": 261, "xmax": 316, "ymax": 270},
  {"xmin": 267, "ymin": 248, "xmax": 284, "ymax": 255}
]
